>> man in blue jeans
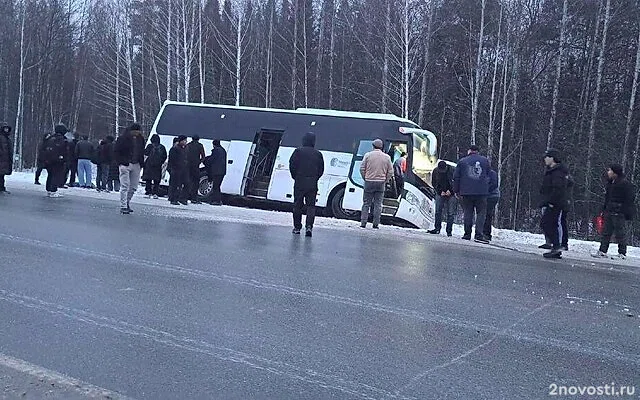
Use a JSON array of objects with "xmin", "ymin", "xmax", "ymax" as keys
[
  {"xmin": 428, "ymin": 161, "xmax": 457, "ymax": 236},
  {"xmin": 453, "ymin": 145, "xmax": 491, "ymax": 243},
  {"xmin": 75, "ymin": 135, "xmax": 95, "ymax": 188}
]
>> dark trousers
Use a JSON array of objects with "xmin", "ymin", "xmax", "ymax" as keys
[
  {"xmin": 145, "ymin": 179, "xmax": 160, "ymax": 195},
  {"xmin": 35, "ymin": 166, "xmax": 44, "ymax": 183},
  {"xmin": 599, "ymin": 213, "xmax": 628, "ymax": 255},
  {"xmin": 210, "ymin": 175, "xmax": 224, "ymax": 204},
  {"xmin": 461, "ymin": 195, "xmax": 487, "ymax": 238},
  {"xmin": 97, "ymin": 163, "xmax": 110, "ymax": 190},
  {"xmin": 169, "ymin": 171, "xmax": 187, "ymax": 203},
  {"xmin": 46, "ymin": 163, "xmax": 65, "ymax": 192},
  {"xmin": 0, "ymin": 175, "xmax": 5, "ymax": 191},
  {"xmin": 541, "ymin": 207, "xmax": 563, "ymax": 249},
  {"xmin": 434, "ymin": 194, "xmax": 457, "ymax": 234},
  {"xmin": 188, "ymin": 166, "xmax": 200, "ymax": 201},
  {"xmin": 483, "ymin": 197, "xmax": 499, "ymax": 239},
  {"xmin": 66, "ymin": 161, "xmax": 77, "ymax": 185},
  {"xmin": 560, "ymin": 211, "xmax": 568, "ymax": 246},
  {"xmin": 293, "ymin": 187, "xmax": 317, "ymax": 229},
  {"xmin": 361, "ymin": 181, "xmax": 385, "ymax": 227}
]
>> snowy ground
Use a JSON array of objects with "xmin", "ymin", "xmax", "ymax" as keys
[{"xmin": 5, "ymin": 170, "xmax": 638, "ymax": 265}]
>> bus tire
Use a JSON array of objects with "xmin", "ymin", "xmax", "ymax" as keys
[
  {"xmin": 198, "ymin": 171, "xmax": 213, "ymax": 201},
  {"xmin": 330, "ymin": 187, "xmax": 360, "ymax": 220}
]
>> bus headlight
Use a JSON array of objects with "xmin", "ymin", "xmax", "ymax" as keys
[{"xmin": 405, "ymin": 191, "xmax": 420, "ymax": 207}]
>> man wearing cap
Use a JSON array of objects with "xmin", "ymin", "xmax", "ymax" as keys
[
  {"xmin": 538, "ymin": 148, "xmax": 569, "ymax": 258},
  {"xmin": 186, "ymin": 135, "xmax": 205, "ymax": 204},
  {"xmin": 592, "ymin": 164, "xmax": 636, "ymax": 260},
  {"xmin": 359, "ymin": 138, "xmax": 393, "ymax": 229},
  {"xmin": 168, "ymin": 135, "xmax": 189, "ymax": 205},
  {"xmin": 453, "ymin": 144, "xmax": 491, "ymax": 243},
  {"xmin": 0, "ymin": 122, "xmax": 13, "ymax": 194}
]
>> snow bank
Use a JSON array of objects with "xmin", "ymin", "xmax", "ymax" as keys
[{"xmin": 5, "ymin": 171, "xmax": 638, "ymax": 264}]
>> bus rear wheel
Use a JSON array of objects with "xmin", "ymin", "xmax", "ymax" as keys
[
  {"xmin": 198, "ymin": 172, "xmax": 213, "ymax": 201},
  {"xmin": 330, "ymin": 187, "xmax": 360, "ymax": 220}
]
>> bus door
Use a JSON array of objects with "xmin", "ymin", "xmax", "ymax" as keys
[
  {"xmin": 342, "ymin": 140, "xmax": 371, "ymax": 211},
  {"xmin": 220, "ymin": 140, "xmax": 255, "ymax": 195}
]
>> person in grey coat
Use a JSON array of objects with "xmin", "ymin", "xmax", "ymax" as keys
[{"xmin": 0, "ymin": 122, "xmax": 13, "ymax": 193}]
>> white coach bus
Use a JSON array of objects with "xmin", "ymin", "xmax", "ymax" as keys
[{"xmin": 148, "ymin": 100, "xmax": 440, "ymax": 230}]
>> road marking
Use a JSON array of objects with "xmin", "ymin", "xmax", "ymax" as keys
[
  {"xmin": 1, "ymin": 233, "xmax": 639, "ymax": 368},
  {"xmin": 0, "ymin": 289, "xmax": 415, "ymax": 400},
  {"xmin": 0, "ymin": 352, "xmax": 133, "ymax": 399}
]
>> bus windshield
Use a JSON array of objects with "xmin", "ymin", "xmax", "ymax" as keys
[{"xmin": 411, "ymin": 131, "xmax": 438, "ymax": 185}]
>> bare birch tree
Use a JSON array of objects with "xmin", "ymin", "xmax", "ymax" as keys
[
  {"xmin": 622, "ymin": 23, "xmax": 640, "ymax": 169},
  {"xmin": 469, "ymin": 0, "xmax": 486, "ymax": 145},
  {"xmin": 547, "ymin": 0, "xmax": 568, "ymax": 149},
  {"xmin": 585, "ymin": 0, "xmax": 611, "ymax": 201}
]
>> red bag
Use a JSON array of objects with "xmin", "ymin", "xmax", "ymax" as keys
[{"xmin": 593, "ymin": 213, "xmax": 605, "ymax": 235}]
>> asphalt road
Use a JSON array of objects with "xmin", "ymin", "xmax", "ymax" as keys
[{"xmin": 0, "ymin": 189, "xmax": 638, "ymax": 400}]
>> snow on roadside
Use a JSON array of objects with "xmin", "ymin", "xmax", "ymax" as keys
[{"xmin": 5, "ymin": 171, "xmax": 638, "ymax": 264}]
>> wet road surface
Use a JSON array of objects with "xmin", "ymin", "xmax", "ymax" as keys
[{"xmin": 0, "ymin": 189, "xmax": 638, "ymax": 399}]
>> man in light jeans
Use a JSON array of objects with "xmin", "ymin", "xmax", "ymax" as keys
[
  {"xmin": 359, "ymin": 138, "xmax": 393, "ymax": 229},
  {"xmin": 114, "ymin": 123, "xmax": 146, "ymax": 214}
]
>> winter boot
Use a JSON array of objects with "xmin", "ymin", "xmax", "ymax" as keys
[
  {"xmin": 543, "ymin": 249, "xmax": 562, "ymax": 259},
  {"xmin": 591, "ymin": 250, "xmax": 607, "ymax": 258},
  {"xmin": 427, "ymin": 229, "xmax": 440, "ymax": 234},
  {"xmin": 292, "ymin": 228, "xmax": 301, "ymax": 235},
  {"xmin": 305, "ymin": 227, "xmax": 312, "ymax": 237},
  {"xmin": 539, "ymin": 243, "xmax": 553, "ymax": 249},
  {"xmin": 120, "ymin": 208, "xmax": 131, "ymax": 214}
]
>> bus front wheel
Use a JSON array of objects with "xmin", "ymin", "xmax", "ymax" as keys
[{"xmin": 330, "ymin": 187, "xmax": 360, "ymax": 220}]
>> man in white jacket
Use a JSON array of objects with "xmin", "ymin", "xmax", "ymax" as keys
[{"xmin": 359, "ymin": 138, "xmax": 393, "ymax": 229}]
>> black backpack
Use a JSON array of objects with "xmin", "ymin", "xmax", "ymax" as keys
[{"xmin": 41, "ymin": 134, "xmax": 66, "ymax": 165}]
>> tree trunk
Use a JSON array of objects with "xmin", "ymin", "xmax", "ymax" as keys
[
  {"xmin": 235, "ymin": 9, "xmax": 242, "ymax": 106},
  {"xmin": 166, "ymin": 3, "xmax": 172, "ymax": 101},
  {"xmin": 302, "ymin": 0, "xmax": 309, "ymax": 107},
  {"xmin": 126, "ymin": 34, "xmax": 137, "ymax": 121},
  {"xmin": 402, "ymin": 0, "xmax": 410, "ymax": 119},
  {"xmin": 199, "ymin": 1, "xmax": 205, "ymax": 103},
  {"xmin": 497, "ymin": 36, "xmax": 510, "ymax": 187},
  {"xmin": 470, "ymin": 0, "xmax": 486, "ymax": 145},
  {"xmin": 547, "ymin": 0, "xmax": 568, "ymax": 149},
  {"xmin": 487, "ymin": 4, "xmax": 503, "ymax": 161},
  {"xmin": 116, "ymin": 36, "xmax": 121, "ymax": 136},
  {"xmin": 314, "ymin": 0, "xmax": 325, "ymax": 107},
  {"xmin": 418, "ymin": 2, "xmax": 434, "ymax": 127},
  {"xmin": 292, "ymin": 0, "xmax": 299, "ymax": 108},
  {"xmin": 381, "ymin": 0, "xmax": 391, "ymax": 113},
  {"xmin": 328, "ymin": 2, "xmax": 336, "ymax": 108},
  {"xmin": 585, "ymin": 0, "xmax": 611, "ymax": 206},
  {"xmin": 623, "ymin": 24, "xmax": 640, "ymax": 169},
  {"xmin": 507, "ymin": 55, "xmax": 520, "ymax": 227},
  {"xmin": 13, "ymin": 1, "xmax": 26, "ymax": 170},
  {"xmin": 265, "ymin": 1, "xmax": 274, "ymax": 107}
]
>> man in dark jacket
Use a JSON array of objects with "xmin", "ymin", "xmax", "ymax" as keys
[
  {"xmin": 453, "ymin": 145, "xmax": 491, "ymax": 242},
  {"xmin": 539, "ymin": 148, "xmax": 568, "ymax": 259},
  {"xmin": 168, "ymin": 135, "xmax": 189, "ymax": 205},
  {"xmin": 143, "ymin": 134, "xmax": 167, "ymax": 198},
  {"xmin": 75, "ymin": 135, "xmax": 95, "ymax": 188},
  {"xmin": 96, "ymin": 137, "xmax": 114, "ymax": 192},
  {"xmin": 483, "ymin": 166, "xmax": 500, "ymax": 241},
  {"xmin": 41, "ymin": 124, "xmax": 69, "ymax": 197},
  {"xmin": 428, "ymin": 161, "xmax": 457, "ymax": 236},
  {"xmin": 186, "ymin": 135, "xmax": 205, "ymax": 204},
  {"xmin": 204, "ymin": 139, "xmax": 227, "ymax": 205},
  {"xmin": 539, "ymin": 164, "xmax": 573, "ymax": 250},
  {"xmin": 114, "ymin": 123, "xmax": 146, "ymax": 214},
  {"xmin": 65, "ymin": 133, "xmax": 79, "ymax": 187},
  {"xmin": 34, "ymin": 133, "xmax": 48, "ymax": 185},
  {"xmin": 592, "ymin": 164, "xmax": 636, "ymax": 260},
  {"xmin": 0, "ymin": 122, "xmax": 13, "ymax": 193},
  {"xmin": 289, "ymin": 132, "xmax": 324, "ymax": 237}
]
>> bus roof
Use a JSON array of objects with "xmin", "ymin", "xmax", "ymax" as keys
[{"xmin": 159, "ymin": 100, "xmax": 420, "ymax": 127}]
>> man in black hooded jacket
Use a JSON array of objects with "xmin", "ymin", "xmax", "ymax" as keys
[
  {"xmin": 289, "ymin": 132, "xmax": 324, "ymax": 237},
  {"xmin": 592, "ymin": 164, "xmax": 636, "ymax": 259},
  {"xmin": 186, "ymin": 135, "xmax": 205, "ymax": 204},
  {"xmin": 539, "ymin": 148, "xmax": 568, "ymax": 259},
  {"xmin": 0, "ymin": 122, "xmax": 13, "ymax": 193}
]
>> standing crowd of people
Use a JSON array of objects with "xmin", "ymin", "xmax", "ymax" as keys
[{"xmin": 0, "ymin": 122, "xmax": 636, "ymax": 255}]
